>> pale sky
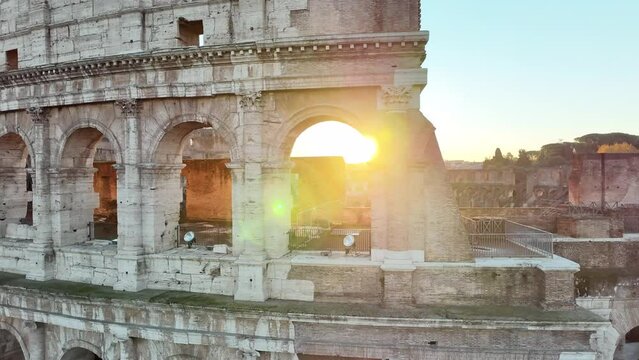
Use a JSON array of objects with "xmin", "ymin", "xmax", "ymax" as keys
[{"xmin": 420, "ymin": 0, "xmax": 639, "ymax": 161}]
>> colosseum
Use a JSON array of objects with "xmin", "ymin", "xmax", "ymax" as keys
[{"xmin": 0, "ymin": 0, "xmax": 630, "ymax": 359}]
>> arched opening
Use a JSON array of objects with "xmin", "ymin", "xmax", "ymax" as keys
[
  {"xmin": 60, "ymin": 347, "xmax": 102, "ymax": 360},
  {"xmin": 147, "ymin": 122, "xmax": 232, "ymax": 252},
  {"xmin": 0, "ymin": 329, "xmax": 26, "ymax": 360},
  {"xmin": 0, "ymin": 133, "xmax": 33, "ymax": 240},
  {"xmin": 54, "ymin": 127, "xmax": 118, "ymax": 246},
  {"xmin": 288, "ymin": 120, "xmax": 376, "ymax": 253},
  {"xmin": 615, "ymin": 325, "xmax": 639, "ymax": 360}
]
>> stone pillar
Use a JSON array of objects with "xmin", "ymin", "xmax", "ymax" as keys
[
  {"xmin": 24, "ymin": 321, "xmax": 45, "ymax": 360},
  {"xmin": 262, "ymin": 162, "xmax": 293, "ymax": 259},
  {"xmin": 233, "ymin": 91, "xmax": 269, "ymax": 301},
  {"xmin": 49, "ymin": 168, "xmax": 98, "ymax": 246},
  {"xmin": 26, "ymin": 106, "xmax": 55, "ymax": 281},
  {"xmin": 542, "ymin": 269, "xmax": 577, "ymax": 310},
  {"xmin": 372, "ymin": 86, "xmax": 473, "ymax": 263},
  {"xmin": 139, "ymin": 164, "xmax": 184, "ymax": 253},
  {"xmin": 370, "ymin": 90, "xmax": 424, "ymax": 263},
  {"xmin": 113, "ymin": 99, "xmax": 146, "ymax": 292},
  {"xmin": 0, "ymin": 168, "xmax": 30, "ymax": 237}
]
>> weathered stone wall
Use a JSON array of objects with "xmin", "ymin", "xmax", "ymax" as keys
[
  {"xmin": 287, "ymin": 261, "xmax": 576, "ymax": 309},
  {"xmin": 0, "ymin": 239, "xmax": 29, "ymax": 274},
  {"xmin": 0, "ymin": 0, "xmax": 421, "ymax": 71},
  {"xmin": 554, "ymin": 239, "xmax": 639, "ymax": 270},
  {"xmin": 412, "ymin": 266, "xmax": 543, "ymax": 307},
  {"xmin": 288, "ymin": 264, "xmax": 382, "ymax": 303},
  {"xmin": 55, "ymin": 244, "xmax": 118, "ymax": 287},
  {"xmin": 557, "ymin": 215, "xmax": 624, "ymax": 238},
  {"xmin": 145, "ymin": 250, "xmax": 234, "ymax": 295},
  {"xmin": 570, "ymin": 153, "xmax": 639, "ymax": 206},
  {"xmin": 181, "ymin": 159, "xmax": 232, "ymax": 222},
  {"xmin": 555, "ymin": 239, "xmax": 639, "ymax": 297},
  {"xmin": 0, "ymin": 283, "xmax": 605, "ymax": 360}
]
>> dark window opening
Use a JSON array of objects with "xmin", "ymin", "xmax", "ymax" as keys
[
  {"xmin": 6, "ymin": 49, "xmax": 18, "ymax": 70},
  {"xmin": 178, "ymin": 18, "xmax": 203, "ymax": 46}
]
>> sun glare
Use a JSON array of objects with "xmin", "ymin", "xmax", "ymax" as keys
[{"xmin": 291, "ymin": 121, "xmax": 377, "ymax": 164}]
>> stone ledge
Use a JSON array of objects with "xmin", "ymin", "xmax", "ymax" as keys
[{"xmin": 0, "ymin": 271, "xmax": 606, "ymax": 324}]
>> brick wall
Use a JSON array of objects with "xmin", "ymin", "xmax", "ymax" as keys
[
  {"xmin": 557, "ymin": 216, "xmax": 623, "ymax": 238},
  {"xmin": 288, "ymin": 265, "xmax": 383, "ymax": 303},
  {"xmin": 181, "ymin": 159, "xmax": 232, "ymax": 222},
  {"xmin": 412, "ymin": 267, "xmax": 543, "ymax": 307},
  {"xmin": 288, "ymin": 263, "xmax": 568, "ymax": 308},
  {"xmin": 554, "ymin": 239, "xmax": 639, "ymax": 297}
]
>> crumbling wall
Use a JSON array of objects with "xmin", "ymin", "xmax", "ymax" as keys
[{"xmin": 570, "ymin": 153, "xmax": 639, "ymax": 206}]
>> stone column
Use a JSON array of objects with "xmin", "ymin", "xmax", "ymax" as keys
[
  {"xmin": 233, "ymin": 91, "xmax": 269, "ymax": 301},
  {"xmin": 49, "ymin": 168, "xmax": 98, "ymax": 246},
  {"xmin": 262, "ymin": 162, "xmax": 293, "ymax": 259},
  {"xmin": 113, "ymin": 99, "xmax": 146, "ymax": 292},
  {"xmin": 26, "ymin": 106, "xmax": 55, "ymax": 281},
  {"xmin": 139, "ymin": 164, "xmax": 184, "ymax": 253},
  {"xmin": 24, "ymin": 321, "xmax": 45, "ymax": 360}
]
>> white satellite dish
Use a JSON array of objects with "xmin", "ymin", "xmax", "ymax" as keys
[
  {"xmin": 343, "ymin": 234, "xmax": 355, "ymax": 247},
  {"xmin": 184, "ymin": 231, "xmax": 196, "ymax": 248},
  {"xmin": 343, "ymin": 234, "xmax": 356, "ymax": 255}
]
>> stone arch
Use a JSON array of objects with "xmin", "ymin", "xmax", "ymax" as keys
[
  {"xmin": 0, "ymin": 129, "xmax": 35, "ymax": 168},
  {"xmin": 269, "ymin": 105, "xmax": 371, "ymax": 162},
  {"xmin": 57, "ymin": 339, "xmax": 102, "ymax": 360},
  {"xmin": 55, "ymin": 120, "xmax": 124, "ymax": 168},
  {"xmin": 0, "ymin": 321, "xmax": 29, "ymax": 360},
  {"xmin": 147, "ymin": 113, "xmax": 238, "ymax": 164}
]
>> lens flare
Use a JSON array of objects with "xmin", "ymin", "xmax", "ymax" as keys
[{"xmin": 291, "ymin": 121, "xmax": 378, "ymax": 164}]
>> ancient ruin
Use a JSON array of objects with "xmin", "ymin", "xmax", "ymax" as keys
[{"xmin": 0, "ymin": 1, "xmax": 632, "ymax": 359}]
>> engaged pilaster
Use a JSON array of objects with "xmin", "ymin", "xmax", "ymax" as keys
[
  {"xmin": 113, "ymin": 99, "xmax": 146, "ymax": 292},
  {"xmin": 25, "ymin": 105, "xmax": 55, "ymax": 281},
  {"xmin": 233, "ymin": 91, "xmax": 270, "ymax": 301}
]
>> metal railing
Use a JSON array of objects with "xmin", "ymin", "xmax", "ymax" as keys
[
  {"xmin": 288, "ymin": 226, "xmax": 371, "ymax": 252},
  {"xmin": 464, "ymin": 217, "xmax": 553, "ymax": 258}
]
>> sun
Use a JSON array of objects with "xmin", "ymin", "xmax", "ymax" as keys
[{"xmin": 291, "ymin": 121, "xmax": 377, "ymax": 164}]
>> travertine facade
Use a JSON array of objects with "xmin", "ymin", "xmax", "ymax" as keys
[{"xmin": 0, "ymin": 0, "xmax": 610, "ymax": 359}]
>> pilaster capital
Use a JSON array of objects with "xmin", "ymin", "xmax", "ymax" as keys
[
  {"xmin": 26, "ymin": 106, "xmax": 49, "ymax": 124},
  {"xmin": 238, "ymin": 91, "xmax": 263, "ymax": 111},
  {"xmin": 115, "ymin": 99, "xmax": 140, "ymax": 117},
  {"xmin": 381, "ymin": 86, "xmax": 413, "ymax": 106}
]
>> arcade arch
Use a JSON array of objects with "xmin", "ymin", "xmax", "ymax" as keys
[
  {"xmin": 52, "ymin": 126, "xmax": 120, "ymax": 246},
  {"xmin": 0, "ymin": 132, "xmax": 33, "ymax": 240},
  {"xmin": 144, "ymin": 120, "xmax": 233, "ymax": 252},
  {"xmin": 286, "ymin": 119, "xmax": 377, "ymax": 252}
]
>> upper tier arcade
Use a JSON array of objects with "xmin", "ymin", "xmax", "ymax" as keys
[{"xmin": 0, "ymin": 0, "xmax": 421, "ymax": 71}]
